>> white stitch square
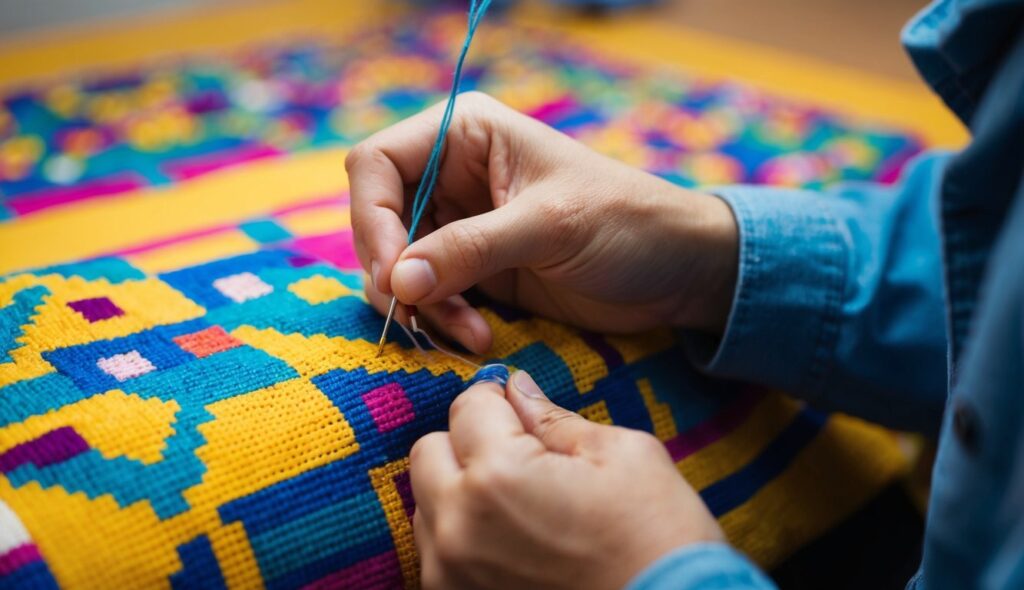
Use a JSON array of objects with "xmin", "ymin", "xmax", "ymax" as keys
[
  {"xmin": 212, "ymin": 272, "xmax": 274, "ymax": 303},
  {"xmin": 97, "ymin": 350, "xmax": 156, "ymax": 382}
]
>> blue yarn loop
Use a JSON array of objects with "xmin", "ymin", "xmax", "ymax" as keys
[
  {"xmin": 406, "ymin": 0, "xmax": 493, "ymax": 244},
  {"xmin": 466, "ymin": 364, "xmax": 510, "ymax": 388}
]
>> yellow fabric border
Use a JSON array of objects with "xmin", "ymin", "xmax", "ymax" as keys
[{"xmin": 0, "ymin": 148, "xmax": 349, "ymax": 274}]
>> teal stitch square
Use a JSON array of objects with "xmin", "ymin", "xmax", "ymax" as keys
[{"xmin": 239, "ymin": 219, "xmax": 293, "ymax": 244}]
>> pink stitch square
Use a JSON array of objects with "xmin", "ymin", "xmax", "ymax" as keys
[
  {"xmin": 362, "ymin": 383, "xmax": 415, "ymax": 433},
  {"xmin": 212, "ymin": 272, "xmax": 273, "ymax": 303},
  {"xmin": 96, "ymin": 351, "xmax": 156, "ymax": 382}
]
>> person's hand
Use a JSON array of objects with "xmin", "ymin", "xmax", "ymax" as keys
[
  {"xmin": 346, "ymin": 92, "xmax": 738, "ymax": 354},
  {"xmin": 410, "ymin": 369, "xmax": 723, "ymax": 590}
]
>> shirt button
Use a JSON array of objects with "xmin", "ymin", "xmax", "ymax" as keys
[{"xmin": 952, "ymin": 401, "xmax": 981, "ymax": 454}]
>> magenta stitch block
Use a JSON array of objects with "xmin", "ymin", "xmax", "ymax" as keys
[
  {"xmin": 288, "ymin": 230, "xmax": 361, "ymax": 270},
  {"xmin": 7, "ymin": 174, "xmax": 144, "ymax": 216},
  {"xmin": 302, "ymin": 550, "xmax": 401, "ymax": 589},
  {"xmin": 361, "ymin": 382, "xmax": 415, "ymax": 433},
  {"xmin": 67, "ymin": 296, "xmax": 124, "ymax": 322},
  {"xmin": 0, "ymin": 544, "xmax": 43, "ymax": 577}
]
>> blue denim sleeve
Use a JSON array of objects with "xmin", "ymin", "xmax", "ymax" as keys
[
  {"xmin": 686, "ymin": 152, "xmax": 951, "ymax": 434},
  {"xmin": 626, "ymin": 544, "xmax": 777, "ymax": 590}
]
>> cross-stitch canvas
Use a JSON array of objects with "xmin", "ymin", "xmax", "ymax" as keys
[{"xmin": 0, "ymin": 9, "xmax": 919, "ymax": 589}]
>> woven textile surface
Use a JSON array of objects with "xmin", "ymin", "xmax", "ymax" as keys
[{"xmin": 0, "ymin": 8, "xmax": 917, "ymax": 589}]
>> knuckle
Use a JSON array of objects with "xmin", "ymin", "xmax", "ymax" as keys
[
  {"xmin": 345, "ymin": 142, "xmax": 390, "ymax": 174},
  {"xmin": 409, "ymin": 432, "xmax": 439, "ymax": 465},
  {"xmin": 536, "ymin": 408, "xmax": 577, "ymax": 439},
  {"xmin": 463, "ymin": 460, "xmax": 515, "ymax": 498},
  {"xmin": 444, "ymin": 222, "xmax": 491, "ymax": 273},
  {"xmin": 448, "ymin": 391, "xmax": 474, "ymax": 422},
  {"xmin": 624, "ymin": 429, "xmax": 667, "ymax": 457},
  {"xmin": 349, "ymin": 211, "xmax": 373, "ymax": 241},
  {"xmin": 461, "ymin": 90, "xmax": 496, "ymax": 108},
  {"xmin": 344, "ymin": 142, "xmax": 369, "ymax": 171}
]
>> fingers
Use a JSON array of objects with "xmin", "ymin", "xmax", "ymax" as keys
[
  {"xmin": 507, "ymin": 370, "xmax": 604, "ymax": 456},
  {"xmin": 391, "ymin": 193, "xmax": 569, "ymax": 305},
  {"xmin": 346, "ymin": 100, "xmax": 456, "ymax": 293},
  {"xmin": 409, "ymin": 431, "xmax": 460, "ymax": 519},
  {"xmin": 363, "ymin": 281, "xmax": 493, "ymax": 354},
  {"xmin": 413, "ymin": 510, "xmax": 442, "ymax": 590},
  {"xmin": 409, "ymin": 294, "xmax": 493, "ymax": 355},
  {"xmin": 447, "ymin": 377, "xmax": 535, "ymax": 465},
  {"xmin": 348, "ymin": 95, "xmax": 499, "ymax": 294}
]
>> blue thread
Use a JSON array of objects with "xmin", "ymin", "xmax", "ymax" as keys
[
  {"xmin": 467, "ymin": 363, "xmax": 509, "ymax": 388},
  {"xmin": 406, "ymin": 0, "xmax": 493, "ymax": 243}
]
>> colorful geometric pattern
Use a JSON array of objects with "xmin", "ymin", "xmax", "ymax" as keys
[
  {"xmin": 0, "ymin": 12, "xmax": 921, "ymax": 222},
  {"xmin": 0, "ymin": 8, "xmax": 917, "ymax": 590}
]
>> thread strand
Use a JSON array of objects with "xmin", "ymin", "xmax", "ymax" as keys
[{"xmin": 406, "ymin": 0, "xmax": 493, "ymax": 243}]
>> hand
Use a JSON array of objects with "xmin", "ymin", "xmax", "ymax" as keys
[
  {"xmin": 346, "ymin": 92, "xmax": 738, "ymax": 354},
  {"xmin": 410, "ymin": 370, "xmax": 724, "ymax": 590}
]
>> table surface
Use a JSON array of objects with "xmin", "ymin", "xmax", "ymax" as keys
[{"xmin": 654, "ymin": 0, "xmax": 925, "ymax": 83}]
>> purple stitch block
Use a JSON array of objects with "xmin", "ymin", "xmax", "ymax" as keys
[
  {"xmin": 361, "ymin": 383, "xmax": 415, "ymax": 433},
  {"xmin": 67, "ymin": 297, "xmax": 124, "ymax": 322},
  {"xmin": 304, "ymin": 550, "xmax": 401, "ymax": 589},
  {"xmin": 0, "ymin": 426, "xmax": 90, "ymax": 474},
  {"xmin": 393, "ymin": 470, "xmax": 416, "ymax": 520},
  {"xmin": 287, "ymin": 254, "xmax": 318, "ymax": 268},
  {"xmin": 580, "ymin": 331, "xmax": 625, "ymax": 369}
]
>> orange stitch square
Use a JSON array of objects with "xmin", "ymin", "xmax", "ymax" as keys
[{"xmin": 172, "ymin": 326, "xmax": 242, "ymax": 358}]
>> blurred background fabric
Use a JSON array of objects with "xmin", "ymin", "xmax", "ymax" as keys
[{"xmin": 0, "ymin": 0, "xmax": 928, "ymax": 81}]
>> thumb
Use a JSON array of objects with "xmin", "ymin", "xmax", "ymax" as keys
[
  {"xmin": 506, "ymin": 370, "xmax": 601, "ymax": 455},
  {"xmin": 389, "ymin": 194, "xmax": 570, "ymax": 305}
]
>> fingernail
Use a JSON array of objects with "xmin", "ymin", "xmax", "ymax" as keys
[
  {"xmin": 392, "ymin": 258, "xmax": 437, "ymax": 301},
  {"xmin": 467, "ymin": 364, "xmax": 509, "ymax": 389},
  {"xmin": 512, "ymin": 370, "xmax": 545, "ymax": 399},
  {"xmin": 370, "ymin": 259, "xmax": 381, "ymax": 291}
]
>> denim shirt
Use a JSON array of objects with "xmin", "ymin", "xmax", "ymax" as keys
[{"xmin": 627, "ymin": 0, "xmax": 1024, "ymax": 588}]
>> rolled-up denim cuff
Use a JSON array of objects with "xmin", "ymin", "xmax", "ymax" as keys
[
  {"xmin": 626, "ymin": 543, "xmax": 777, "ymax": 590},
  {"xmin": 683, "ymin": 186, "xmax": 847, "ymax": 402}
]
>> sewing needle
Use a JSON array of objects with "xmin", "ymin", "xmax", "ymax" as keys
[{"xmin": 376, "ymin": 296, "xmax": 399, "ymax": 357}]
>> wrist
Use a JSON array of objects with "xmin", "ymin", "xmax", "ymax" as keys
[{"xmin": 668, "ymin": 190, "xmax": 739, "ymax": 334}]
